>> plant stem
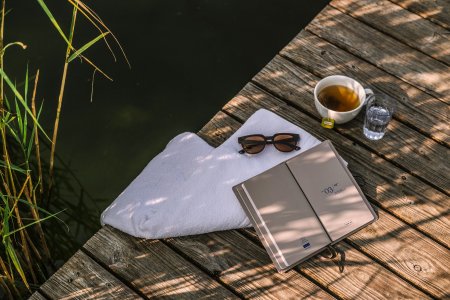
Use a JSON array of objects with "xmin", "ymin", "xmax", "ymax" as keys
[
  {"xmin": 30, "ymin": 69, "xmax": 43, "ymax": 196},
  {"xmin": 27, "ymin": 178, "xmax": 50, "ymax": 258},
  {"xmin": 0, "ymin": 0, "xmax": 5, "ymax": 108},
  {"xmin": 0, "ymin": 277, "xmax": 13, "ymax": 300},
  {"xmin": 48, "ymin": 3, "xmax": 78, "ymax": 191},
  {"xmin": 0, "ymin": 256, "xmax": 18, "ymax": 296}
]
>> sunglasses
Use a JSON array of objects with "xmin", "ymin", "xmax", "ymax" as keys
[{"xmin": 238, "ymin": 133, "xmax": 301, "ymax": 154}]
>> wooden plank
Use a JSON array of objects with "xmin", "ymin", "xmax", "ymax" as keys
[
  {"xmin": 306, "ymin": 5, "xmax": 450, "ymax": 104},
  {"xmin": 390, "ymin": 0, "xmax": 450, "ymax": 30},
  {"xmin": 330, "ymin": 0, "xmax": 450, "ymax": 65},
  {"xmin": 197, "ymin": 111, "xmax": 239, "ymax": 147},
  {"xmin": 253, "ymin": 55, "xmax": 450, "ymax": 207},
  {"xmin": 241, "ymin": 228, "xmax": 430, "ymax": 300},
  {"xmin": 197, "ymin": 111, "xmax": 431, "ymax": 299},
  {"xmin": 83, "ymin": 226, "xmax": 237, "ymax": 299},
  {"xmin": 28, "ymin": 292, "xmax": 47, "ymax": 300},
  {"xmin": 350, "ymin": 209, "xmax": 450, "ymax": 298},
  {"xmin": 39, "ymin": 251, "xmax": 141, "ymax": 300},
  {"xmin": 166, "ymin": 231, "xmax": 334, "ymax": 300},
  {"xmin": 184, "ymin": 115, "xmax": 335, "ymax": 299},
  {"xmin": 253, "ymin": 57, "xmax": 450, "ymax": 216},
  {"xmin": 222, "ymin": 83, "xmax": 450, "ymax": 298},
  {"xmin": 279, "ymin": 30, "xmax": 450, "ymax": 147},
  {"xmin": 205, "ymin": 107, "xmax": 449, "ymax": 250}
]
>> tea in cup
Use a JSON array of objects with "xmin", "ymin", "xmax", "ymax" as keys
[{"xmin": 314, "ymin": 75, "xmax": 373, "ymax": 127}]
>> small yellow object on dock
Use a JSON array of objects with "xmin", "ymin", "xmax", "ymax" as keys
[{"xmin": 321, "ymin": 117, "xmax": 334, "ymax": 129}]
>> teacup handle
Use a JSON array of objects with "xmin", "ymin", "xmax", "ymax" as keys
[{"xmin": 364, "ymin": 88, "xmax": 375, "ymax": 105}]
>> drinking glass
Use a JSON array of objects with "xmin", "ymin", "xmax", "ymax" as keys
[{"xmin": 363, "ymin": 93, "xmax": 395, "ymax": 140}]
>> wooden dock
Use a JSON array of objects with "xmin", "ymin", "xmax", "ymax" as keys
[{"xmin": 31, "ymin": 0, "xmax": 449, "ymax": 299}]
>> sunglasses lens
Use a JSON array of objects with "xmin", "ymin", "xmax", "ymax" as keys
[
  {"xmin": 241, "ymin": 135, "xmax": 265, "ymax": 154},
  {"xmin": 273, "ymin": 134, "xmax": 299, "ymax": 152}
]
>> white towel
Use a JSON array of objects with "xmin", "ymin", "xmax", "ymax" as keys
[{"xmin": 101, "ymin": 109, "xmax": 322, "ymax": 239}]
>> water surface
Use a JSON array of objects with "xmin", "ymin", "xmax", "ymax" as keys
[{"xmin": 7, "ymin": 0, "xmax": 329, "ymax": 263}]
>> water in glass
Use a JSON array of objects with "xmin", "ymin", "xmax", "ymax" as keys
[{"xmin": 363, "ymin": 106, "xmax": 392, "ymax": 140}]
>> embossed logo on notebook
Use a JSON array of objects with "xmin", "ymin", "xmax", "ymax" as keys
[{"xmin": 301, "ymin": 237, "xmax": 311, "ymax": 249}]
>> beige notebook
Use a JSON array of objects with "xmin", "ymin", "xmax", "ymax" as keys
[{"xmin": 233, "ymin": 140, "xmax": 377, "ymax": 272}]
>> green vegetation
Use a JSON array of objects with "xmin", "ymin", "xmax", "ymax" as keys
[{"xmin": 0, "ymin": 0, "xmax": 125, "ymax": 298}]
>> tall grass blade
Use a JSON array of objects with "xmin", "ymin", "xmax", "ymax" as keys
[
  {"xmin": 17, "ymin": 198, "xmax": 66, "ymax": 224},
  {"xmin": 4, "ymin": 122, "xmax": 21, "ymax": 146},
  {"xmin": 0, "ymin": 68, "xmax": 50, "ymax": 141},
  {"xmin": 67, "ymin": 0, "xmax": 117, "ymax": 62},
  {"xmin": 79, "ymin": 55, "xmax": 113, "ymax": 81},
  {"xmin": 3, "ymin": 211, "xmax": 62, "ymax": 239},
  {"xmin": 68, "ymin": 0, "xmax": 131, "ymax": 68},
  {"xmin": 14, "ymin": 89, "xmax": 23, "ymax": 136},
  {"xmin": 1, "ymin": 0, "xmax": 6, "ymax": 106},
  {"xmin": 35, "ymin": 0, "xmax": 70, "ymax": 45},
  {"xmin": 26, "ymin": 126, "xmax": 35, "ymax": 160},
  {"xmin": 1, "ymin": 193, "xmax": 29, "ymax": 289},
  {"xmin": 68, "ymin": 32, "xmax": 109, "ymax": 62},
  {"xmin": 4, "ymin": 240, "xmax": 29, "ymax": 290},
  {"xmin": 22, "ymin": 67, "xmax": 29, "ymax": 146},
  {"xmin": 0, "ymin": 161, "xmax": 26, "ymax": 174}
]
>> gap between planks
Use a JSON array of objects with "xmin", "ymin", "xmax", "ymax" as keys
[
  {"xmin": 198, "ymin": 110, "xmax": 434, "ymax": 299},
  {"xmin": 388, "ymin": 0, "xmax": 450, "ymax": 30},
  {"xmin": 330, "ymin": 0, "xmax": 450, "ymax": 66},
  {"xmin": 82, "ymin": 226, "xmax": 242, "ymax": 300},
  {"xmin": 238, "ymin": 80, "xmax": 450, "ymax": 249},
  {"xmin": 306, "ymin": 5, "xmax": 449, "ymax": 104},
  {"xmin": 277, "ymin": 30, "xmax": 450, "ymax": 149},
  {"xmin": 219, "ymin": 83, "xmax": 449, "ymax": 297},
  {"xmin": 252, "ymin": 55, "xmax": 450, "ymax": 197},
  {"xmin": 38, "ymin": 250, "xmax": 142, "ymax": 300}
]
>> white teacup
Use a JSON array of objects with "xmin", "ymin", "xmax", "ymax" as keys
[{"xmin": 314, "ymin": 75, "xmax": 373, "ymax": 125}]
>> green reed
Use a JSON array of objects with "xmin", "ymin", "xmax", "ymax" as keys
[{"xmin": 0, "ymin": 0, "xmax": 125, "ymax": 297}]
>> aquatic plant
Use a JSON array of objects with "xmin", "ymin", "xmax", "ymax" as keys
[{"xmin": 0, "ymin": 0, "xmax": 125, "ymax": 297}]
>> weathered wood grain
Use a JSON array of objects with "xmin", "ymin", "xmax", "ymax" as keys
[
  {"xmin": 240, "ymin": 228, "xmax": 430, "ymax": 300},
  {"xmin": 222, "ymin": 83, "xmax": 450, "ymax": 297},
  {"xmin": 198, "ymin": 111, "xmax": 432, "ymax": 299},
  {"xmin": 252, "ymin": 55, "xmax": 450, "ymax": 195},
  {"xmin": 254, "ymin": 53, "xmax": 450, "ymax": 237},
  {"xmin": 330, "ymin": 0, "xmax": 450, "ymax": 65},
  {"xmin": 306, "ymin": 6, "xmax": 450, "ymax": 103},
  {"xmin": 390, "ymin": 0, "xmax": 450, "ymax": 29},
  {"xmin": 83, "ymin": 226, "xmax": 237, "ymax": 299},
  {"xmin": 350, "ymin": 209, "xmax": 450, "ymax": 298},
  {"xmin": 39, "ymin": 251, "xmax": 141, "ymax": 300},
  {"xmin": 206, "ymin": 105, "xmax": 449, "ymax": 251},
  {"xmin": 227, "ymin": 81, "xmax": 450, "ymax": 246},
  {"xmin": 279, "ymin": 30, "xmax": 450, "ymax": 147},
  {"xmin": 167, "ymin": 231, "xmax": 333, "ymax": 300},
  {"xmin": 28, "ymin": 292, "xmax": 47, "ymax": 300},
  {"xmin": 198, "ymin": 111, "xmax": 239, "ymax": 147}
]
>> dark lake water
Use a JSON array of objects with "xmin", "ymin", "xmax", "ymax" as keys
[{"xmin": 7, "ymin": 0, "xmax": 328, "ymax": 266}]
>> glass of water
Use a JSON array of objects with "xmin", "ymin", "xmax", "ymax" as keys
[{"xmin": 363, "ymin": 93, "xmax": 395, "ymax": 140}]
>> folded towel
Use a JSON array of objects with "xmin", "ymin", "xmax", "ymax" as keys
[{"xmin": 101, "ymin": 109, "xmax": 322, "ymax": 239}]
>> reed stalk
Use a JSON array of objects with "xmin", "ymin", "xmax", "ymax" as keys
[
  {"xmin": 48, "ymin": 2, "xmax": 78, "ymax": 192},
  {"xmin": 31, "ymin": 70, "xmax": 43, "ymax": 196},
  {"xmin": 0, "ymin": 0, "xmax": 5, "ymax": 107},
  {"xmin": 0, "ymin": 0, "xmax": 125, "ymax": 297}
]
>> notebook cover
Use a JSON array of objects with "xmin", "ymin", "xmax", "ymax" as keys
[
  {"xmin": 233, "ymin": 163, "xmax": 331, "ymax": 272},
  {"xmin": 286, "ymin": 141, "xmax": 377, "ymax": 242},
  {"xmin": 233, "ymin": 140, "xmax": 377, "ymax": 272}
]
